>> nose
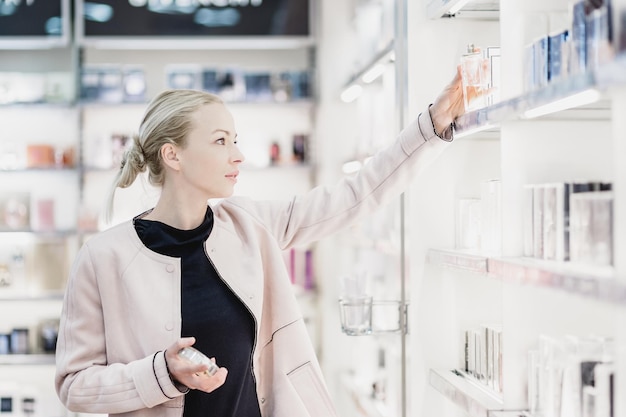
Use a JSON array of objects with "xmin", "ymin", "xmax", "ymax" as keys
[{"xmin": 231, "ymin": 144, "xmax": 245, "ymax": 164}]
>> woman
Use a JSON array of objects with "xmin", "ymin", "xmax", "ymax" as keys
[{"xmin": 55, "ymin": 68, "xmax": 465, "ymax": 417}]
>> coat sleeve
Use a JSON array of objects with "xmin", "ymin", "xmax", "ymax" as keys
[
  {"xmin": 54, "ymin": 243, "xmax": 185, "ymax": 414},
  {"xmin": 225, "ymin": 109, "xmax": 452, "ymax": 250}
]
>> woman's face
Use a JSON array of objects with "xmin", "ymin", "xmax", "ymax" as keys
[{"xmin": 176, "ymin": 102, "xmax": 245, "ymax": 199}]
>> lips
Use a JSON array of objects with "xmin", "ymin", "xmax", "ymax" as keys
[{"xmin": 225, "ymin": 171, "xmax": 239, "ymax": 182}]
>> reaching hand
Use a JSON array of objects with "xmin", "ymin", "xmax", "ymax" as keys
[{"xmin": 429, "ymin": 66, "xmax": 465, "ymax": 136}]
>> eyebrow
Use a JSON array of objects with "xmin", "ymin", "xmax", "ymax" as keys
[{"xmin": 212, "ymin": 129, "xmax": 238, "ymax": 138}]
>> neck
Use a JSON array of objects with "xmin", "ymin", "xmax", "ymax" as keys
[{"xmin": 145, "ymin": 186, "xmax": 209, "ymax": 230}]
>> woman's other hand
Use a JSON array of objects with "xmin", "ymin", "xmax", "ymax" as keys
[{"xmin": 165, "ymin": 337, "xmax": 228, "ymax": 393}]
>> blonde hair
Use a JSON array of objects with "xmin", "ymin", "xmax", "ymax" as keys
[{"xmin": 105, "ymin": 89, "xmax": 224, "ymax": 222}]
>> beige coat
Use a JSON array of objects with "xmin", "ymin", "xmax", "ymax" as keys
[{"xmin": 55, "ymin": 110, "xmax": 451, "ymax": 417}]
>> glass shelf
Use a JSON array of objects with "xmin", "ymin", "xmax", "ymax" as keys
[
  {"xmin": 427, "ymin": 248, "xmax": 626, "ymax": 306},
  {"xmin": 0, "ymin": 167, "xmax": 79, "ymax": 173},
  {"xmin": 0, "ymin": 354, "xmax": 56, "ymax": 365},
  {"xmin": 429, "ymin": 369, "xmax": 504, "ymax": 417},
  {"xmin": 0, "ymin": 229, "xmax": 78, "ymax": 238},
  {"xmin": 339, "ymin": 300, "xmax": 407, "ymax": 336},
  {"xmin": 454, "ymin": 54, "xmax": 626, "ymax": 138},
  {"xmin": 489, "ymin": 412, "xmax": 531, "ymax": 417},
  {"xmin": 426, "ymin": 248, "xmax": 488, "ymax": 274},
  {"xmin": 0, "ymin": 102, "xmax": 76, "ymax": 109},
  {"xmin": 0, "ymin": 292, "xmax": 64, "ymax": 302}
]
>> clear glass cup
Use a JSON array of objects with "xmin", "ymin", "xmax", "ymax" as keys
[{"xmin": 339, "ymin": 296, "xmax": 373, "ymax": 336}]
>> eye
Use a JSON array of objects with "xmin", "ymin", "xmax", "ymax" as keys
[{"xmin": 216, "ymin": 138, "xmax": 226, "ymax": 145}]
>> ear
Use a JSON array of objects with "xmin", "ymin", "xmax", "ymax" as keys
[{"xmin": 160, "ymin": 143, "xmax": 181, "ymax": 171}]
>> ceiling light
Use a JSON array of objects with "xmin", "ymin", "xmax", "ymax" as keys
[
  {"xmin": 523, "ymin": 89, "xmax": 601, "ymax": 119},
  {"xmin": 342, "ymin": 160, "xmax": 362, "ymax": 174},
  {"xmin": 340, "ymin": 85, "xmax": 363, "ymax": 103},
  {"xmin": 361, "ymin": 63, "xmax": 386, "ymax": 84},
  {"xmin": 448, "ymin": 0, "xmax": 472, "ymax": 15}
]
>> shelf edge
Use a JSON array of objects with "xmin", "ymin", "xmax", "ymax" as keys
[{"xmin": 429, "ymin": 369, "xmax": 504, "ymax": 417}]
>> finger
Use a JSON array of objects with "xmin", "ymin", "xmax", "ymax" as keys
[
  {"xmin": 198, "ymin": 368, "xmax": 228, "ymax": 393},
  {"xmin": 178, "ymin": 337, "xmax": 196, "ymax": 349}
]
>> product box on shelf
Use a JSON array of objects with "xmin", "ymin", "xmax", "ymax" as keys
[
  {"xmin": 570, "ymin": 190, "xmax": 613, "ymax": 266},
  {"xmin": 463, "ymin": 324, "xmax": 503, "ymax": 394},
  {"xmin": 81, "ymin": 65, "xmax": 147, "ymax": 103},
  {"xmin": 0, "ymin": 193, "xmax": 29, "ymax": 232},
  {"xmin": 523, "ymin": 181, "xmax": 612, "ymax": 265},
  {"xmin": 616, "ymin": 0, "xmax": 626, "ymax": 52},
  {"xmin": 528, "ymin": 335, "xmax": 614, "ymax": 417}
]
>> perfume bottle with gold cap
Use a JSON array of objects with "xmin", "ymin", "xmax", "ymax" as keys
[{"xmin": 460, "ymin": 44, "xmax": 489, "ymax": 111}]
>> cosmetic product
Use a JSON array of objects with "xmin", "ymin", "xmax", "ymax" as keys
[
  {"xmin": 480, "ymin": 179, "xmax": 502, "ymax": 256},
  {"xmin": 533, "ymin": 185, "xmax": 545, "ymax": 259},
  {"xmin": 464, "ymin": 330, "xmax": 470, "ymax": 373},
  {"xmin": 549, "ymin": 29, "xmax": 569, "ymax": 81},
  {"xmin": 523, "ymin": 185, "xmax": 535, "ymax": 257},
  {"xmin": 288, "ymin": 248, "xmax": 296, "ymax": 284},
  {"xmin": 166, "ymin": 65, "xmax": 201, "ymax": 90},
  {"xmin": 585, "ymin": 0, "xmax": 614, "ymax": 70},
  {"xmin": 534, "ymin": 36, "xmax": 550, "ymax": 88},
  {"xmin": 570, "ymin": 191, "xmax": 613, "ymax": 266},
  {"xmin": 10, "ymin": 328, "xmax": 28, "ymax": 354},
  {"xmin": 32, "ymin": 198, "xmax": 55, "ymax": 231},
  {"xmin": 543, "ymin": 182, "xmax": 569, "ymax": 261},
  {"xmin": 244, "ymin": 72, "xmax": 273, "ymax": 102},
  {"xmin": 589, "ymin": 191, "xmax": 613, "ymax": 266},
  {"xmin": 122, "ymin": 66, "xmax": 146, "ymax": 103},
  {"xmin": 304, "ymin": 250, "xmax": 314, "ymax": 290},
  {"xmin": 99, "ymin": 66, "xmax": 124, "ymax": 103},
  {"xmin": 456, "ymin": 198, "xmax": 481, "ymax": 251},
  {"xmin": 593, "ymin": 362, "xmax": 614, "ymax": 417},
  {"xmin": 292, "ymin": 134, "xmax": 307, "ymax": 163},
  {"xmin": 2, "ymin": 194, "xmax": 29, "ymax": 231},
  {"xmin": 485, "ymin": 47, "xmax": 501, "ymax": 105},
  {"xmin": 460, "ymin": 44, "xmax": 488, "ymax": 111},
  {"xmin": 39, "ymin": 319, "xmax": 59, "ymax": 353},
  {"xmin": 493, "ymin": 326, "xmax": 503, "ymax": 393},
  {"xmin": 0, "ymin": 333, "xmax": 10, "ymax": 355},
  {"xmin": 202, "ymin": 69, "xmax": 220, "ymax": 94},
  {"xmin": 524, "ymin": 42, "xmax": 537, "ymax": 92},
  {"xmin": 270, "ymin": 142, "xmax": 281, "ymax": 166},
  {"xmin": 178, "ymin": 346, "xmax": 219, "ymax": 376},
  {"xmin": 467, "ymin": 330, "xmax": 476, "ymax": 376},
  {"xmin": 570, "ymin": 0, "xmax": 588, "ymax": 74},
  {"xmin": 528, "ymin": 350, "xmax": 541, "ymax": 414}
]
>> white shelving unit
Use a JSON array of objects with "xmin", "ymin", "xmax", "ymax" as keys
[{"xmin": 408, "ymin": 0, "xmax": 626, "ymax": 416}]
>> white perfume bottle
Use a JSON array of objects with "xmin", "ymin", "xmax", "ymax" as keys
[
  {"xmin": 178, "ymin": 346, "xmax": 219, "ymax": 376},
  {"xmin": 460, "ymin": 44, "xmax": 488, "ymax": 111}
]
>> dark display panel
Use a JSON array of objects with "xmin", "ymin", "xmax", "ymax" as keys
[
  {"xmin": 81, "ymin": 0, "xmax": 310, "ymax": 37},
  {"xmin": 0, "ymin": 0, "xmax": 65, "ymax": 37}
]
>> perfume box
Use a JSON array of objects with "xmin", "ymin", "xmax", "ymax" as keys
[
  {"xmin": 523, "ymin": 185, "xmax": 534, "ymax": 257},
  {"xmin": 122, "ymin": 66, "xmax": 146, "ymax": 103},
  {"xmin": 570, "ymin": 0, "xmax": 588, "ymax": 74},
  {"xmin": 548, "ymin": 30, "xmax": 569, "ymax": 81},
  {"xmin": 166, "ymin": 65, "xmax": 202, "ymax": 90},
  {"xmin": 244, "ymin": 72, "xmax": 273, "ymax": 102},
  {"xmin": 534, "ymin": 36, "xmax": 550, "ymax": 88}
]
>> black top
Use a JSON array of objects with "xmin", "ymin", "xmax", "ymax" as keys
[{"xmin": 134, "ymin": 208, "xmax": 261, "ymax": 417}]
